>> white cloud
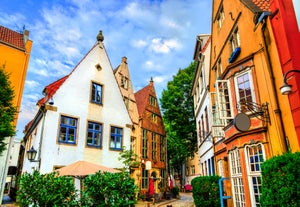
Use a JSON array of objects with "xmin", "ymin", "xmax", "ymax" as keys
[
  {"xmin": 131, "ymin": 39, "xmax": 148, "ymax": 48},
  {"xmin": 150, "ymin": 37, "xmax": 180, "ymax": 54},
  {"xmin": 145, "ymin": 60, "xmax": 154, "ymax": 68}
]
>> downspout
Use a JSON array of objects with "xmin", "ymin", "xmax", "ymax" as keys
[
  {"xmin": 37, "ymin": 105, "xmax": 47, "ymax": 170},
  {"xmin": 260, "ymin": 16, "xmax": 289, "ymax": 152}
]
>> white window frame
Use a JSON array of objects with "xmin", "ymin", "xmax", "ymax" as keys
[
  {"xmin": 229, "ymin": 148, "xmax": 246, "ymax": 207},
  {"xmin": 234, "ymin": 69, "xmax": 256, "ymax": 113},
  {"xmin": 230, "ymin": 27, "xmax": 240, "ymax": 52},
  {"xmin": 217, "ymin": 159, "xmax": 224, "ymax": 177},
  {"xmin": 210, "ymin": 92, "xmax": 225, "ymax": 138},
  {"xmin": 216, "ymin": 80, "xmax": 234, "ymax": 119},
  {"xmin": 245, "ymin": 143, "xmax": 265, "ymax": 207}
]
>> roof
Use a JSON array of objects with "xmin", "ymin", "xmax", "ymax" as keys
[
  {"xmin": 241, "ymin": 0, "xmax": 270, "ymax": 13},
  {"xmin": 0, "ymin": 25, "xmax": 25, "ymax": 50},
  {"xmin": 37, "ymin": 75, "xmax": 69, "ymax": 106},
  {"xmin": 135, "ymin": 80, "xmax": 154, "ymax": 116}
]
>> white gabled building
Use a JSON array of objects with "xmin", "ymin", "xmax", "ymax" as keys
[
  {"xmin": 191, "ymin": 34, "xmax": 215, "ymax": 176},
  {"xmin": 20, "ymin": 31, "xmax": 132, "ymax": 174}
]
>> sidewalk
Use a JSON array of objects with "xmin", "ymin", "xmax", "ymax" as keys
[{"xmin": 135, "ymin": 192, "xmax": 195, "ymax": 207}]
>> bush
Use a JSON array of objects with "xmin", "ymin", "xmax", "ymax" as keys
[
  {"xmin": 81, "ymin": 171, "xmax": 137, "ymax": 206},
  {"xmin": 17, "ymin": 170, "xmax": 78, "ymax": 206},
  {"xmin": 171, "ymin": 186, "xmax": 179, "ymax": 197},
  {"xmin": 191, "ymin": 175, "xmax": 221, "ymax": 207},
  {"xmin": 260, "ymin": 152, "xmax": 300, "ymax": 207}
]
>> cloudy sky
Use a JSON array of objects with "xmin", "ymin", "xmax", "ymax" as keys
[{"xmin": 1, "ymin": 0, "xmax": 212, "ymax": 138}]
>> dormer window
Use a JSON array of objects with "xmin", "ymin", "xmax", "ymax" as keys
[{"xmin": 149, "ymin": 95, "xmax": 157, "ymax": 106}]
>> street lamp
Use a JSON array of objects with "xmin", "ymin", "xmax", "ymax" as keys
[
  {"xmin": 280, "ymin": 69, "xmax": 300, "ymax": 95},
  {"xmin": 26, "ymin": 146, "xmax": 39, "ymax": 162}
]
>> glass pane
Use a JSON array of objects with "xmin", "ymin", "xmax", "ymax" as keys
[
  {"xmin": 61, "ymin": 116, "xmax": 68, "ymax": 124},
  {"xmin": 87, "ymin": 132, "xmax": 93, "ymax": 144},
  {"xmin": 69, "ymin": 118, "xmax": 76, "ymax": 126}
]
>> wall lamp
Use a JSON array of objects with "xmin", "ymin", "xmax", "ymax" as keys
[
  {"xmin": 280, "ymin": 69, "xmax": 300, "ymax": 95},
  {"xmin": 27, "ymin": 146, "xmax": 39, "ymax": 162}
]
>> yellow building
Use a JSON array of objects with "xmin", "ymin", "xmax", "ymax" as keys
[
  {"xmin": 0, "ymin": 25, "xmax": 32, "ymax": 124},
  {"xmin": 209, "ymin": 0, "xmax": 297, "ymax": 206},
  {"xmin": 0, "ymin": 25, "xmax": 32, "ymax": 204}
]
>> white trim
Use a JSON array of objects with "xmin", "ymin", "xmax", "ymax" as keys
[
  {"xmin": 244, "ymin": 143, "xmax": 265, "ymax": 207},
  {"xmin": 216, "ymin": 80, "xmax": 234, "ymax": 119}
]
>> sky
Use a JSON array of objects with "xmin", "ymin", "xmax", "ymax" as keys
[{"xmin": 1, "ymin": 0, "xmax": 212, "ymax": 139}]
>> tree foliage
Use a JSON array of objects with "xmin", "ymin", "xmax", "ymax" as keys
[
  {"xmin": 17, "ymin": 170, "xmax": 78, "ymax": 207},
  {"xmin": 160, "ymin": 62, "xmax": 197, "ymax": 173},
  {"xmin": 118, "ymin": 147, "xmax": 141, "ymax": 172},
  {"xmin": 0, "ymin": 65, "xmax": 17, "ymax": 154}
]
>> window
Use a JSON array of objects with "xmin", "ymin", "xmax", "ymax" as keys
[
  {"xmin": 160, "ymin": 169, "xmax": 166, "ymax": 188},
  {"xmin": 229, "ymin": 149, "xmax": 246, "ymax": 207},
  {"xmin": 210, "ymin": 92, "xmax": 225, "ymax": 138},
  {"xmin": 216, "ymin": 5, "xmax": 225, "ymax": 29},
  {"xmin": 160, "ymin": 135, "xmax": 166, "ymax": 162},
  {"xmin": 230, "ymin": 28, "xmax": 240, "ymax": 52},
  {"xmin": 191, "ymin": 165, "xmax": 195, "ymax": 175},
  {"xmin": 152, "ymin": 132, "xmax": 157, "ymax": 161},
  {"xmin": 121, "ymin": 75, "xmax": 129, "ymax": 89},
  {"xmin": 218, "ymin": 159, "xmax": 224, "ymax": 177},
  {"xmin": 110, "ymin": 126, "xmax": 122, "ymax": 150},
  {"xmin": 86, "ymin": 121, "xmax": 102, "ymax": 148},
  {"xmin": 149, "ymin": 95, "xmax": 157, "ymax": 106},
  {"xmin": 234, "ymin": 70, "xmax": 255, "ymax": 112},
  {"xmin": 186, "ymin": 167, "xmax": 189, "ymax": 176},
  {"xmin": 151, "ymin": 113, "xmax": 157, "ymax": 123},
  {"xmin": 141, "ymin": 168, "xmax": 148, "ymax": 189},
  {"xmin": 91, "ymin": 82, "xmax": 103, "ymax": 104},
  {"xmin": 245, "ymin": 143, "xmax": 265, "ymax": 207},
  {"xmin": 142, "ymin": 129, "xmax": 148, "ymax": 158},
  {"xmin": 204, "ymin": 107, "xmax": 209, "ymax": 134},
  {"xmin": 216, "ymin": 80, "xmax": 234, "ymax": 120},
  {"xmin": 59, "ymin": 116, "xmax": 77, "ymax": 144}
]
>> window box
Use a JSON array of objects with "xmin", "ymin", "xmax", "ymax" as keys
[{"xmin": 229, "ymin": 47, "xmax": 241, "ymax": 63}]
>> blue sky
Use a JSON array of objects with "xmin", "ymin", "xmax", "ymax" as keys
[{"xmin": 1, "ymin": 0, "xmax": 212, "ymax": 139}]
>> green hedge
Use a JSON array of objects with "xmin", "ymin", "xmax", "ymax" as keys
[
  {"xmin": 260, "ymin": 152, "xmax": 300, "ymax": 207},
  {"xmin": 191, "ymin": 175, "xmax": 221, "ymax": 207}
]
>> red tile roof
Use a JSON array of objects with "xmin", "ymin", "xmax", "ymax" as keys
[
  {"xmin": 135, "ymin": 82, "xmax": 152, "ymax": 116},
  {"xmin": 0, "ymin": 25, "xmax": 25, "ymax": 50},
  {"xmin": 251, "ymin": 0, "xmax": 270, "ymax": 11},
  {"xmin": 37, "ymin": 75, "xmax": 69, "ymax": 106}
]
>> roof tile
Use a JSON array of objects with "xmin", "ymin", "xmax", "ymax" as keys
[{"xmin": 0, "ymin": 25, "xmax": 25, "ymax": 50}]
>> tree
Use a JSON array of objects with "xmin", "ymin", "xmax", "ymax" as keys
[
  {"xmin": 0, "ymin": 65, "xmax": 17, "ymax": 154},
  {"xmin": 160, "ymin": 62, "xmax": 197, "ymax": 175},
  {"xmin": 118, "ymin": 147, "xmax": 141, "ymax": 172}
]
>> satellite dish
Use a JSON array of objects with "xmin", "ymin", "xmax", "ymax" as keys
[{"xmin": 234, "ymin": 113, "xmax": 250, "ymax": 132}]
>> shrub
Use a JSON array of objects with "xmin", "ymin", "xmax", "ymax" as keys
[
  {"xmin": 81, "ymin": 171, "xmax": 137, "ymax": 206},
  {"xmin": 171, "ymin": 186, "xmax": 179, "ymax": 197},
  {"xmin": 191, "ymin": 175, "xmax": 221, "ymax": 207},
  {"xmin": 260, "ymin": 152, "xmax": 300, "ymax": 207},
  {"xmin": 17, "ymin": 170, "xmax": 78, "ymax": 206}
]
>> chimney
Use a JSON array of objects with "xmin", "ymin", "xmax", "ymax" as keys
[{"xmin": 23, "ymin": 29, "xmax": 29, "ymax": 44}]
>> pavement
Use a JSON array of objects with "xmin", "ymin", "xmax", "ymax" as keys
[
  {"xmin": 135, "ymin": 192, "xmax": 195, "ymax": 207},
  {"xmin": 1, "ymin": 192, "xmax": 195, "ymax": 207}
]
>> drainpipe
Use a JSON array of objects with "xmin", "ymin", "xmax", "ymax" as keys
[
  {"xmin": 259, "ymin": 15, "xmax": 289, "ymax": 152},
  {"xmin": 37, "ymin": 106, "xmax": 47, "ymax": 170}
]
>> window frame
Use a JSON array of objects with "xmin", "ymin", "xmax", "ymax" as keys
[
  {"xmin": 109, "ymin": 126, "xmax": 123, "ymax": 150},
  {"xmin": 86, "ymin": 121, "xmax": 103, "ymax": 148},
  {"xmin": 244, "ymin": 143, "xmax": 265, "ymax": 207},
  {"xmin": 142, "ymin": 129, "xmax": 148, "ymax": 159},
  {"xmin": 216, "ymin": 79, "xmax": 234, "ymax": 120},
  {"xmin": 234, "ymin": 69, "xmax": 256, "ymax": 113},
  {"xmin": 91, "ymin": 82, "xmax": 103, "ymax": 105},
  {"xmin": 230, "ymin": 27, "xmax": 240, "ymax": 53},
  {"xmin": 229, "ymin": 148, "xmax": 246, "ymax": 207},
  {"xmin": 152, "ymin": 132, "xmax": 157, "ymax": 161},
  {"xmin": 58, "ymin": 115, "xmax": 78, "ymax": 145}
]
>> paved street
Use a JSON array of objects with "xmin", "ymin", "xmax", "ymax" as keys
[{"xmin": 136, "ymin": 192, "xmax": 195, "ymax": 207}]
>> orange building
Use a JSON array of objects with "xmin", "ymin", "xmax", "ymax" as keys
[
  {"xmin": 209, "ymin": 1, "xmax": 295, "ymax": 206},
  {"xmin": 0, "ymin": 25, "xmax": 32, "ymax": 124}
]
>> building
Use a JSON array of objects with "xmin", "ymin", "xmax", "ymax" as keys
[
  {"xmin": 135, "ymin": 78, "xmax": 167, "ymax": 197},
  {"xmin": 209, "ymin": 0, "xmax": 292, "ymax": 206},
  {"xmin": 0, "ymin": 25, "xmax": 32, "ymax": 203},
  {"xmin": 20, "ymin": 31, "xmax": 132, "ymax": 174},
  {"xmin": 113, "ymin": 56, "xmax": 141, "ymax": 182},
  {"xmin": 269, "ymin": 0, "xmax": 300, "ymax": 149},
  {"xmin": 191, "ymin": 34, "xmax": 213, "ymax": 179}
]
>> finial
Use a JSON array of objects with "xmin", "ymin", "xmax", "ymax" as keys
[
  {"xmin": 122, "ymin": 56, "xmax": 127, "ymax": 63},
  {"xmin": 97, "ymin": 30, "xmax": 104, "ymax": 42}
]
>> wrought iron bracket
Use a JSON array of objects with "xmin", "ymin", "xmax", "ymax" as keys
[{"xmin": 238, "ymin": 100, "xmax": 270, "ymax": 123}]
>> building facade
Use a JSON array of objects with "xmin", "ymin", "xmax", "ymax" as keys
[
  {"xmin": 191, "ymin": 34, "xmax": 214, "ymax": 179},
  {"xmin": 269, "ymin": 0, "xmax": 300, "ymax": 149},
  {"xmin": 20, "ymin": 31, "xmax": 132, "ymax": 174},
  {"xmin": 0, "ymin": 25, "xmax": 32, "ymax": 203},
  {"xmin": 209, "ymin": 0, "xmax": 292, "ymax": 206},
  {"xmin": 135, "ymin": 79, "xmax": 167, "ymax": 197}
]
